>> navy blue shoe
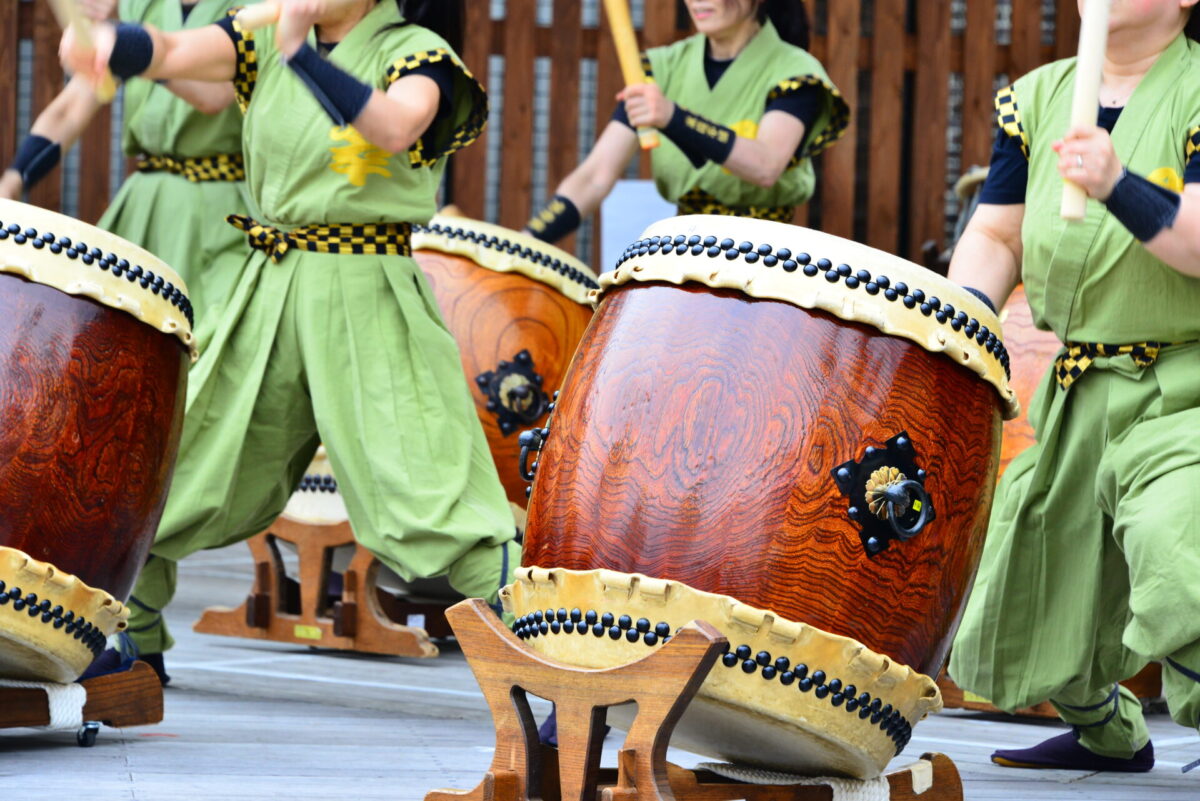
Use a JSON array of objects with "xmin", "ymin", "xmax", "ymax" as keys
[
  {"xmin": 77, "ymin": 648, "xmax": 136, "ymax": 682},
  {"xmin": 992, "ymin": 732, "xmax": 1154, "ymax": 772}
]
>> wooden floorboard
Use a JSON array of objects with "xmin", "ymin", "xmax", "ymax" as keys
[{"xmin": 1, "ymin": 548, "xmax": 1196, "ymax": 800}]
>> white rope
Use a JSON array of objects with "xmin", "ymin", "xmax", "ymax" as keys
[
  {"xmin": 696, "ymin": 763, "xmax": 891, "ymax": 801},
  {"xmin": 0, "ymin": 678, "xmax": 86, "ymax": 730}
]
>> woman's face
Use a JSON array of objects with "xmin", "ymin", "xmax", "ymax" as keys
[{"xmin": 684, "ymin": 0, "xmax": 761, "ymax": 36}]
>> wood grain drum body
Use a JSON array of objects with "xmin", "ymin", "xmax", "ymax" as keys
[
  {"xmin": 0, "ymin": 199, "xmax": 194, "ymax": 682},
  {"xmin": 508, "ymin": 215, "xmax": 1018, "ymax": 778},
  {"xmin": 412, "ymin": 216, "xmax": 599, "ymax": 506},
  {"xmin": 997, "ymin": 284, "xmax": 1062, "ymax": 474}
]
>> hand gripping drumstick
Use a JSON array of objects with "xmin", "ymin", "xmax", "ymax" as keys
[
  {"xmin": 1061, "ymin": 0, "xmax": 1111, "ymax": 220},
  {"xmin": 46, "ymin": 0, "xmax": 118, "ymax": 103},
  {"xmin": 602, "ymin": 0, "xmax": 659, "ymax": 151}
]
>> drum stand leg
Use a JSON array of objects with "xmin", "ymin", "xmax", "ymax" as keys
[
  {"xmin": 192, "ymin": 520, "xmax": 440, "ymax": 657},
  {"xmin": 426, "ymin": 600, "xmax": 964, "ymax": 801},
  {"xmin": 0, "ymin": 661, "xmax": 163, "ymax": 746}
]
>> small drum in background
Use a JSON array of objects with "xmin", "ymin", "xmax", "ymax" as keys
[
  {"xmin": 508, "ymin": 215, "xmax": 1018, "ymax": 778},
  {"xmin": 412, "ymin": 215, "xmax": 598, "ymax": 506},
  {"xmin": 0, "ymin": 198, "xmax": 194, "ymax": 682},
  {"xmin": 949, "ymin": 168, "xmax": 1062, "ymax": 475},
  {"xmin": 996, "ymin": 285, "xmax": 1061, "ymax": 474}
]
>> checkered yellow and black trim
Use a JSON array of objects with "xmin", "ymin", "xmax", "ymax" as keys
[
  {"xmin": 1053, "ymin": 341, "xmax": 1175, "ymax": 388},
  {"xmin": 1185, "ymin": 125, "xmax": 1200, "ymax": 167},
  {"xmin": 995, "ymin": 85, "xmax": 1029, "ymax": 160},
  {"xmin": 227, "ymin": 7, "xmax": 258, "ymax": 113},
  {"xmin": 137, "ymin": 154, "xmax": 245, "ymax": 182},
  {"xmin": 640, "ymin": 51, "xmax": 654, "ymax": 79},
  {"xmin": 768, "ymin": 75, "xmax": 850, "ymax": 159},
  {"xmin": 676, "ymin": 187, "xmax": 794, "ymax": 223},
  {"xmin": 385, "ymin": 48, "xmax": 489, "ymax": 168},
  {"xmin": 226, "ymin": 215, "xmax": 412, "ymax": 263}
]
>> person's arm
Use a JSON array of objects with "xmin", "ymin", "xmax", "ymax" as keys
[
  {"xmin": 61, "ymin": 21, "xmax": 237, "ymax": 87},
  {"xmin": 947, "ymin": 203, "xmax": 1025, "ymax": 311},
  {"xmin": 0, "ymin": 75, "xmax": 102, "ymax": 199},
  {"xmin": 1054, "ymin": 125, "xmax": 1200, "ymax": 277},
  {"xmin": 619, "ymin": 83, "xmax": 805, "ymax": 189},
  {"xmin": 523, "ymin": 121, "xmax": 640, "ymax": 243},
  {"xmin": 164, "ymin": 79, "xmax": 236, "ymax": 116}
]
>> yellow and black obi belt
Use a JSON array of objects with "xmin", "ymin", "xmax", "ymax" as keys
[
  {"xmin": 676, "ymin": 188, "xmax": 794, "ymax": 224},
  {"xmin": 227, "ymin": 215, "xmax": 413, "ymax": 263},
  {"xmin": 137, "ymin": 153, "xmax": 245, "ymax": 182}
]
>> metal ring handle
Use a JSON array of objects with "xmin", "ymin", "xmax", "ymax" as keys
[{"xmin": 881, "ymin": 479, "xmax": 934, "ymax": 540}]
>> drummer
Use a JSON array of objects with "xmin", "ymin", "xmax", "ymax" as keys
[
  {"xmin": 948, "ymin": 0, "xmax": 1200, "ymax": 772},
  {"xmin": 1, "ymin": 0, "xmax": 249, "ymax": 355},
  {"xmin": 523, "ymin": 0, "xmax": 848, "ymax": 244},
  {"xmin": 60, "ymin": 0, "xmax": 519, "ymax": 680}
]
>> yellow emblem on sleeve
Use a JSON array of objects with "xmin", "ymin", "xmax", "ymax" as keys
[
  {"xmin": 329, "ymin": 126, "xmax": 393, "ymax": 187},
  {"xmin": 1147, "ymin": 167, "xmax": 1184, "ymax": 192}
]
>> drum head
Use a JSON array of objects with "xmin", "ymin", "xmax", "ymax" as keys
[{"xmin": 504, "ymin": 567, "xmax": 940, "ymax": 779}]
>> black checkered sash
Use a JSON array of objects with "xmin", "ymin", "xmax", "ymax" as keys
[
  {"xmin": 137, "ymin": 154, "xmax": 246, "ymax": 182},
  {"xmin": 226, "ymin": 215, "xmax": 413, "ymax": 264},
  {"xmin": 1054, "ymin": 341, "xmax": 1174, "ymax": 389},
  {"xmin": 676, "ymin": 188, "xmax": 794, "ymax": 223}
]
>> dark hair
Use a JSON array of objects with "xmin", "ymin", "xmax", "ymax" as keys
[
  {"xmin": 392, "ymin": 0, "xmax": 464, "ymax": 53},
  {"xmin": 759, "ymin": 0, "xmax": 810, "ymax": 50},
  {"xmin": 1187, "ymin": 7, "xmax": 1200, "ymax": 41}
]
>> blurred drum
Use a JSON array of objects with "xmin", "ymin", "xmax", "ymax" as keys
[
  {"xmin": 0, "ymin": 199, "xmax": 194, "ymax": 682},
  {"xmin": 413, "ymin": 216, "xmax": 598, "ymax": 505},
  {"xmin": 508, "ymin": 215, "xmax": 1018, "ymax": 778}
]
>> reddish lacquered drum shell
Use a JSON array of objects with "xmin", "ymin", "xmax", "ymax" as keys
[
  {"xmin": 998, "ymin": 284, "xmax": 1061, "ymax": 475},
  {"xmin": 522, "ymin": 281, "xmax": 1003, "ymax": 677},
  {"xmin": 0, "ymin": 274, "xmax": 187, "ymax": 601},
  {"xmin": 414, "ymin": 219, "xmax": 596, "ymax": 506}
]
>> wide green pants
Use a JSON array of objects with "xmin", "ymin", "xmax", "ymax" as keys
[
  {"xmin": 126, "ymin": 244, "xmax": 519, "ymax": 653},
  {"xmin": 950, "ymin": 342, "xmax": 1200, "ymax": 757},
  {"xmin": 99, "ymin": 170, "xmax": 250, "ymax": 353}
]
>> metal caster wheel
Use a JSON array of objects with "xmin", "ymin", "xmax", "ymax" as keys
[{"xmin": 76, "ymin": 721, "xmax": 100, "ymax": 747}]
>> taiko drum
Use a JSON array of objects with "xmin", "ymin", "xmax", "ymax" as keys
[
  {"xmin": 413, "ymin": 215, "xmax": 598, "ymax": 506},
  {"xmin": 520, "ymin": 216, "xmax": 1019, "ymax": 678},
  {"xmin": 0, "ymin": 199, "xmax": 193, "ymax": 681}
]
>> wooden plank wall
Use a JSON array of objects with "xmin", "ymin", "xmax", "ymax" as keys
[{"xmin": 1, "ymin": 0, "xmax": 1082, "ymax": 267}]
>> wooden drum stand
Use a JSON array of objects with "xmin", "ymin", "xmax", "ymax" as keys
[
  {"xmin": 427, "ymin": 600, "xmax": 964, "ymax": 801},
  {"xmin": 0, "ymin": 661, "xmax": 163, "ymax": 747},
  {"xmin": 193, "ymin": 518, "xmax": 446, "ymax": 658}
]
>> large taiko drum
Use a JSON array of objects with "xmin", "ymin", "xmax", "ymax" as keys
[
  {"xmin": 0, "ymin": 199, "xmax": 194, "ymax": 683},
  {"xmin": 412, "ymin": 216, "xmax": 598, "ymax": 506},
  {"xmin": 506, "ymin": 215, "xmax": 1019, "ymax": 778}
]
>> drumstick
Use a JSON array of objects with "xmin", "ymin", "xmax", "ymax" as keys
[
  {"xmin": 1061, "ymin": 0, "xmax": 1111, "ymax": 220},
  {"xmin": 235, "ymin": 1, "xmax": 281, "ymax": 31},
  {"xmin": 235, "ymin": 0, "xmax": 361, "ymax": 31},
  {"xmin": 46, "ymin": 0, "xmax": 118, "ymax": 103},
  {"xmin": 602, "ymin": 0, "xmax": 659, "ymax": 151}
]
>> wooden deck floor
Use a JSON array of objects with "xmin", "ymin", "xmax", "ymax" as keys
[{"xmin": 1, "ymin": 548, "xmax": 1197, "ymax": 800}]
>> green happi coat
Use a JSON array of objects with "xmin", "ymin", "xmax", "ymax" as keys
[
  {"xmin": 126, "ymin": 1, "xmax": 517, "ymax": 653},
  {"xmin": 949, "ymin": 31, "xmax": 1200, "ymax": 756},
  {"xmin": 110, "ymin": 0, "xmax": 250, "ymax": 350},
  {"xmin": 643, "ymin": 20, "xmax": 849, "ymax": 220}
]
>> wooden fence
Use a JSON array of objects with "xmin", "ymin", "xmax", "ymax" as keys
[{"xmin": 1, "ymin": 0, "xmax": 1082, "ymax": 268}]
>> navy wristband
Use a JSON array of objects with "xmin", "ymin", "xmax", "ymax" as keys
[
  {"xmin": 110, "ymin": 23, "xmax": 155, "ymax": 80},
  {"xmin": 285, "ymin": 43, "xmax": 373, "ymax": 127},
  {"xmin": 1103, "ymin": 168, "xmax": 1181, "ymax": 242},
  {"xmin": 9, "ymin": 134, "xmax": 61, "ymax": 191},
  {"xmin": 526, "ymin": 195, "xmax": 581, "ymax": 244},
  {"xmin": 963, "ymin": 286, "xmax": 997, "ymax": 314},
  {"xmin": 661, "ymin": 105, "xmax": 735, "ymax": 167}
]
